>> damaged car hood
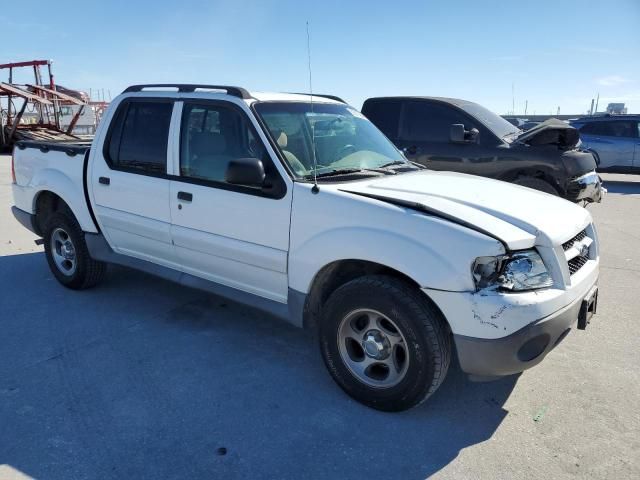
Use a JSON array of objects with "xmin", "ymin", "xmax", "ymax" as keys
[
  {"xmin": 514, "ymin": 118, "xmax": 580, "ymax": 149},
  {"xmin": 341, "ymin": 170, "xmax": 591, "ymax": 250}
]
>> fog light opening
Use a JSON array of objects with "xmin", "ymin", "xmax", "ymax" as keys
[{"xmin": 517, "ymin": 334, "xmax": 551, "ymax": 362}]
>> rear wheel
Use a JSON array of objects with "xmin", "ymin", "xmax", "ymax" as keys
[
  {"xmin": 43, "ymin": 211, "xmax": 106, "ymax": 289},
  {"xmin": 319, "ymin": 275, "xmax": 451, "ymax": 411},
  {"xmin": 513, "ymin": 176, "xmax": 559, "ymax": 196}
]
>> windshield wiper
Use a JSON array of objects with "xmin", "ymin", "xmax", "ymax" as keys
[
  {"xmin": 378, "ymin": 160, "xmax": 408, "ymax": 168},
  {"xmin": 379, "ymin": 160, "xmax": 424, "ymax": 170},
  {"xmin": 304, "ymin": 166, "xmax": 401, "ymax": 180},
  {"xmin": 303, "ymin": 168, "xmax": 365, "ymax": 180},
  {"xmin": 303, "ymin": 162, "xmax": 419, "ymax": 180}
]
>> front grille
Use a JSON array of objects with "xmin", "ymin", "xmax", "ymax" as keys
[
  {"xmin": 562, "ymin": 229, "xmax": 587, "ymax": 251},
  {"xmin": 562, "ymin": 228, "xmax": 592, "ymax": 276},
  {"xmin": 568, "ymin": 255, "xmax": 588, "ymax": 275}
]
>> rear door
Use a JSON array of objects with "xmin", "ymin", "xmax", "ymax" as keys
[
  {"xmin": 397, "ymin": 100, "xmax": 498, "ymax": 175},
  {"xmin": 579, "ymin": 120, "xmax": 636, "ymax": 170},
  {"xmin": 90, "ymin": 97, "xmax": 180, "ymax": 269},
  {"xmin": 168, "ymin": 100, "xmax": 291, "ymax": 303}
]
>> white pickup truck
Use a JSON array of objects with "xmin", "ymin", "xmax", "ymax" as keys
[{"xmin": 11, "ymin": 84, "xmax": 599, "ymax": 411}]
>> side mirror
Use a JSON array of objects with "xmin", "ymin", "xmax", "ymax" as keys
[
  {"xmin": 467, "ymin": 128, "xmax": 479, "ymax": 142},
  {"xmin": 225, "ymin": 158, "xmax": 266, "ymax": 187},
  {"xmin": 450, "ymin": 124, "xmax": 466, "ymax": 143},
  {"xmin": 450, "ymin": 124, "xmax": 479, "ymax": 144}
]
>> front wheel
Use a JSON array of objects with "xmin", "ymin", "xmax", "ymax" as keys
[
  {"xmin": 43, "ymin": 211, "xmax": 106, "ymax": 289},
  {"xmin": 319, "ymin": 275, "xmax": 451, "ymax": 411}
]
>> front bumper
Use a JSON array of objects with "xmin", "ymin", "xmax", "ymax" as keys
[
  {"xmin": 566, "ymin": 171, "xmax": 606, "ymax": 203},
  {"xmin": 453, "ymin": 289, "xmax": 593, "ymax": 378},
  {"xmin": 425, "ymin": 255, "xmax": 599, "ymax": 378}
]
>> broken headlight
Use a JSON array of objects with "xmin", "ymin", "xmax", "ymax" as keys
[{"xmin": 472, "ymin": 250, "xmax": 553, "ymax": 291}]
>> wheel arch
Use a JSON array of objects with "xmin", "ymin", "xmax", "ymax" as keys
[
  {"xmin": 33, "ymin": 190, "xmax": 73, "ymax": 236},
  {"xmin": 301, "ymin": 259, "xmax": 448, "ymax": 332}
]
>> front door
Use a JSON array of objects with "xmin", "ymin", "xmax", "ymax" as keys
[
  {"xmin": 90, "ymin": 98, "xmax": 180, "ymax": 269},
  {"xmin": 168, "ymin": 100, "xmax": 291, "ymax": 303},
  {"xmin": 397, "ymin": 100, "xmax": 498, "ymax": 177}
]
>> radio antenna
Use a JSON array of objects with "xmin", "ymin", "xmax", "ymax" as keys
[{"xmin": 306, "ymin": 21, "xmax": 319, "ymax": 194}]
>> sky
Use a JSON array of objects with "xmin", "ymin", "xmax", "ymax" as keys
[{"xmin": 1, "ymin": 0, "xmax": 639, "ymax": 115}]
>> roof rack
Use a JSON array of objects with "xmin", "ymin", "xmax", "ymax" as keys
[
  {"xmin": 289, "ymin": 93, "xmax": 346, "ymax": 103},
  {"xmin": 122, "ymin": 84, "xmax": 252, "ymax": 99}
]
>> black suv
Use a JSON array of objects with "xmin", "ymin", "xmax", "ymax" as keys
[{"xmin": 362, "ymin": 97, "xmax": 604, "ymax": 203}]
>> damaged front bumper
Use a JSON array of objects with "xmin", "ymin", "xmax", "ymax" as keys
[
  {"xmin": 453, "ymin": 291, "xmax": 589, "ymax": 378},
  {"xmin": 424, "ymin": 258, "xmax": 598, "ymax": 378},
  {"xmin": 566, "ymin": 171, "xmax": 606, "ymax": 203}
]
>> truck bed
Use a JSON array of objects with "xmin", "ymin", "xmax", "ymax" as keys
[{"xmin": 12, "ymin": 139, "xmax": 98, "ymax": 235}]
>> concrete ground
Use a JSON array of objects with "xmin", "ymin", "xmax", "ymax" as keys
[{"xmin": 0, "ymin": 155, "xmax": 638, "ymax": 480}]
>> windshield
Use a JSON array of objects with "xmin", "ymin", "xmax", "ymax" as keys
[
  {"xmin": 254, "ymin": 102, "xmax": 408, "ymax": 178},
  {"xmin": 458, "ymin": 102, "xmax": 520, "ymax": 139}
]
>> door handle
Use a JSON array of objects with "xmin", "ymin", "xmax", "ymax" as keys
[
  {"xmin": 98, "ymin": 176, "xmax": 110, "ymax": 185},
  {"xmin": 177, "ymin": 191, "xmax": 193, "ymax": 202}
]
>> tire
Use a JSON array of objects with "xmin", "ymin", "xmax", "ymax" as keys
[
  {"xmin": 319, "ymin": 275, "xmax": 451, "ymax": 412},
  {"xmin": 513, "ymin": 176, "xmax": 559, "ymax": 196},
  {"xmin": 43, "ymin": 211, "xmax": 106, "ymax": 289}
]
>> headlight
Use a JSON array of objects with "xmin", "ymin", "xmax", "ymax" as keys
[{"xmin": 472, "ymin": 250, "xmax": 553, "ymax": 291}]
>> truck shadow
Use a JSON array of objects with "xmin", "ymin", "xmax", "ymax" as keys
[{"xmin": 0, "ymin": 253, "xmax": 518, "ymax": 480}]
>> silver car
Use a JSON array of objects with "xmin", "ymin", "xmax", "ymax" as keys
[{"xmin": 572, "ymin": 115, "xmax": 640, "ymax": 173}]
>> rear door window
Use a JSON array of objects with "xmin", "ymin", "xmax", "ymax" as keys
[
  {"xmin": 106, "ymin": 100, "xmax": 173, "ymax": 174},
  {"xmin": 401, "ymin": 101, "xmax": 477, "ymax": 142},
  {"xmin": 362, "ymin": 100, "xmax": 402, "ymax": 139}
]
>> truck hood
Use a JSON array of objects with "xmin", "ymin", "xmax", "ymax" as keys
[
  {"xmin": 340, "ymin": 170, "xmax": 591, "ymax": 250},
  {"xmin": 514, "ymin": 118, "xmax": 580, "ymax": 149}
]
